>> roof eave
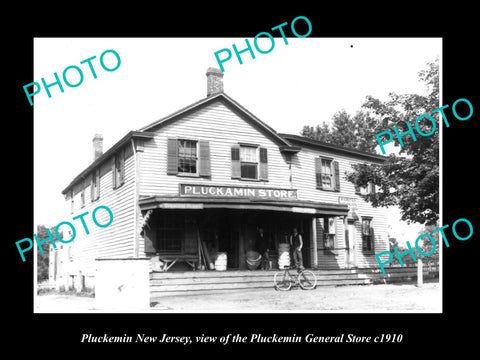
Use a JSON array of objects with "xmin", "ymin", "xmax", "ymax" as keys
[
  {"xmin": 61, "ymin": 131, "xmax": 156, "ymax": 195},
  {"xmin": 278, "ymin": 133, "xmax": 386, "ymax": 163}
]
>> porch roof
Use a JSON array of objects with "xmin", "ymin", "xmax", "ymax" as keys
[{"xmin": 138, "ymin": 196, "xmax": 349, "ymax": 217}]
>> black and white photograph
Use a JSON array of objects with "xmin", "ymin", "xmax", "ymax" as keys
[
  {"xmin": 32, "ymin": 37, "xmax": 442, "ymax": 313},
  {"xmin": 7, "ymin": 7, "xmax": 478, "ymax": 354}
]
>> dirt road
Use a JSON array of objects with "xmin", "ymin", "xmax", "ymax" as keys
[{"xmin": 35, "ymin": 282, "xmax": 441, "ymax": 313}]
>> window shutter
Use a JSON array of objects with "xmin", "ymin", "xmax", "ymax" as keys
[
  {"xmin": 167, "ymin": 138, "xmax": 178, "ymax": 175},
  {"xmin": 112, "ymin": 157, "xmax": 116, "ymax": 188},
  {"xmin": 259, "ymin": 147, "xmax": 268, "ymax": 181},
  {"xmin": 119, "ymin": 150, "xmax": 125, "ymax": 186},
  {"xmin": 231, "ymin": 145, "xmax": 241, "ymax": 179},
  {"xmin": 333, "ymin": 160, "xmax": 340, "ymax": 192},
  {"xmin": 198, "ymin": 140, "xmax": 211, "ymax": 177},
  {"xmin": 370, "ymin": 225, "xmax": 375, "ymax": 252},
  {"xmin": 315, "ymin": 157, "xmax": 323, "ymax": 189},
  {"xmin": 90, "ymin": 175, "xmax": 95, "ymax": 201},
  {"xmin": 370, "ymin": 183, "xmax": 376, "ymax": 194}
]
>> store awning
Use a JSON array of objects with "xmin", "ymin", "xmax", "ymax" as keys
[{"xmin": 139, "ymin": 196, "xmax": 349, "ymax": 217}]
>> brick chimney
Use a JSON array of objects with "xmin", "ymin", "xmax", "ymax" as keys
[
  {"xmin": 206, "ymin": 67, "xmax": 224, "ymax": 97},
  {"xmin": 92, "ymin": 134, "xmax": 103, "ymax": 161}
]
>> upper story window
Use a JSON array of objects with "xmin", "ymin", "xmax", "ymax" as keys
[
  {"xmin": 112, "ymin": 148, "xmax": 125, "ymax": 189},
  {"xmin": 167, "ymin": 138, "xmax": 211, "ymax": 177},
  {"xmin": 315, "ymin": 157, "xmax": 340, "ymax": 191},
  {"xmin": 178, "ymin": 139, "xmax": 198, "ymax": 174},
  {"xmin": 91, "ymin": 168, "xmax": 100, "ymax": 201},
  {"xmin": 358, "ymin": 182, "xmax": 376, "ymax": 195},
  {"xmin": 231, "ymin": 144, "xmax": 268, "ymax": 181},
  {"xmin": 80, "ymin": 190, "xmax": 85, "ymax": 208},
  {"xmin": 321, "ymin": 159, "xmax": 333, "ymax": 189},
  {"xmin": 240, "ymin": 146, "xmax": 258, "ymax": 179}
]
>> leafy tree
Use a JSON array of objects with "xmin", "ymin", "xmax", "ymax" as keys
[
  {"xmin": 301, "ymin": 110, "xmax": 378, "ymax": 153},
  {"xmin": 36, "ymin": 225, "xmax": 57, "ymax": 282},
  {"xmin": 347, "ymin": 58, "xmax": 439, "ymax": 226}
]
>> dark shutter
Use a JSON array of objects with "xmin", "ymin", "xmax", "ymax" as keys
[
  {"xmin": 333, "ymin": 160, "xmax": 340, "ymax": 192},
  {"xmin": 167, "ymin": 138, "xmax": 178, "ymax": 175},
  {"xmin": 259, "ymin": 147, "xmax": 268, "ymax": 181},
  {"xmin": 370, "ymin": 183, "xmax": 376, "ymax": 194},
  {"xmin": 231, "ymin": 145, "xmax": 241, "ymax": 179},
  {"xmin": 112, "ymin": 157, "xmax": 116, "ymax": 188},
  {"xmin": 90, "ymin": 174, "xmax": 95, "ymax": 201},
  {"xmin": 198, "ymin": 140, "xmax": 211, "ymax": 177},
  {"xmin": 315, "ymin": 157, "xmax": 323, "ymax": 189},
  {"xmin": 119, "ymin": 149, "xmax": 125, "ymax": 186},
  {"xmin": 370, "ymin": 225, "xmax": 375, "ymax": 252},
  {"xmin": 354, "ymin": 184, "xmax": 361, "ymax": 195}
]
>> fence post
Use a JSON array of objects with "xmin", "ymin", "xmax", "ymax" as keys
[{"xmin": 417, "ymin": 258, "xmax": 423, "ymax": 287}]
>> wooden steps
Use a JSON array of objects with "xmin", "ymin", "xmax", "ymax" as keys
[{"xmin": 150, "ymin": 267, "xmax": 438, "ymax": 299}]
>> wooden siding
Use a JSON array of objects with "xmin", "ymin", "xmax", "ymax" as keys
[
  {"xmin": 62, "ymin": 146, "xmax": 136, "ymax": 276},
  {"xmin": 292, "ymin": 148, "xmax": 389, "ymax": 268},
  {"xmin": 138, "ymin": 101, "xmax": 292, "ymax": 197},
  {"xmin": 137, "ymin": 99, "xmax": 389, "ymax": 265}
]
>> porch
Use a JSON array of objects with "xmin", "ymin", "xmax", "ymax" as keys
[{"xmin": 150, "ymin": 266, "xmax": 439, "ymax": 299}]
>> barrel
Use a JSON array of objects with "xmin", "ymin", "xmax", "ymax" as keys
[
  {"xmin": 246, "ymin": 250, "xmax": 262, "ymax": 270},
  {"xmin": 278, "ymin": 243, "xmax": 291, "ymax": 269},
  {"xmin": 215, "ymin": 252, "xmax": 227, "ymax": 271}
]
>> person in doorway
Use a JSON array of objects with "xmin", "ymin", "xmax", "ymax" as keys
[{"xmin": 290, "ymin": 227, "xmax": 304, "ymax": 270}]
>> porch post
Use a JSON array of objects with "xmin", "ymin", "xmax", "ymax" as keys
[
  {"xmin": 311, "ymin": 217, "xmax": 318, "ymax": 268},
  {"xmin": 343, "ymin": 215, "xmax": 349, "ymax": 268}
]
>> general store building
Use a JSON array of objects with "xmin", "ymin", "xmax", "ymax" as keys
[{"xmin": 50, "ymin": 68, "xmax": 388, "ymax": 293}]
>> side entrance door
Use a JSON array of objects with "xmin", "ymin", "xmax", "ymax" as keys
[{"xmin": 346, "ymin": 220, "xmax": 356, "ymax": 268}]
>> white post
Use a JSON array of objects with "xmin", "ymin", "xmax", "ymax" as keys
[
  {"xmin": 311, "ymin": 217, "xmax": 318, "ymax": 268},
  {"xmin": 417, "ymin": 258, "xmax": 423, "ymax": 287}
]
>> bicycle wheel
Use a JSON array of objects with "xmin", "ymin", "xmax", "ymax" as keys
[
  {"xmin": 274, "ymin": 271, "xmax": 292, "ymax": 291},
  {"xmin": 298, "ymin": 270, "xmax": 317, "ymax": 290}
]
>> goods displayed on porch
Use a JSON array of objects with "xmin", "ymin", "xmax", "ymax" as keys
[
  {"xmin": 214, "ymin": 252, "xmax": 227, "ymax": 271},
  {"xmin": 199, "ymin": 237, "xmax": 215, "ymax": 270},
  {"xmin": 278, "ymin": 243, "xmax": 291, "ymax": 269},
  {"xmin": 246, "ymin": 250, "xmax": 262, "ymax": 270}
]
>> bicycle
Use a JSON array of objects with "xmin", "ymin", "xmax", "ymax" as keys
[{"xmin": 273, "ymin": 266, "xmax": 317, "ymax": 291}]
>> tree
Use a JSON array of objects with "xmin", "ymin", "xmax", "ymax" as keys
[
  {"xmin": 347, "ymin": 59, "xmax": 440, "ymax": 225},
  {"xmin": 36, "ymin": 225, "xmax": 58, "ymax": 282},
  {"xmin": 301, "ymin": 110, "xmax": 378, "ymax": 153},
  {"xmin": 301, "ymin": 59, "xmax": 439, "ymax": 225}
]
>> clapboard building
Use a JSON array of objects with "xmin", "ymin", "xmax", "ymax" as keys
[{"xmin": 50, "ymin": 68, "xmax": 388, "ymax": 292}]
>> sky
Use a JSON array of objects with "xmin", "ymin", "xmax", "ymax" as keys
[{"xmin": 33, "ymin": 37, "xmax": 441, "ymax": 243}]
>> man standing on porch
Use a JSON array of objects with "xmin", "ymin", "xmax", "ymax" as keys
[{"xmin": 290, "ymin": 227, "xmax": 304, "ymax": 270}]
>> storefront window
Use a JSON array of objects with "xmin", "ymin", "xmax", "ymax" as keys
[
  {"xmin": 362, "ymin": 217, "xmax": 374, "ymax": 252},
  {"xmin": 157, "ymin": 215, "xmax": 183, "ymax": 252},
  {"xmin": 324, "ymin": 217, "xmax": 336, "ymax": 250},
  {"xmin": 178, "ymin": 140, "xmax": 198, "ymax": 174}
]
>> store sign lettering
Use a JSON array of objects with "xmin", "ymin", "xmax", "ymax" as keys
[{"xmin": 180, "ymin": 184, "xmax": 297, "ymax": 199}]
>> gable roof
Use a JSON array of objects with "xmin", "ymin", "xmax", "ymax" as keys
[
  {"xmin": 138, "ymin": 92, "xmax": 293, "ymax": 147},
  {"xmin": 279, "ymin": 133, "xmax": 386, "ymax": 163},
  {"xmin": 61, "ymin": 131, "xmax": 156, "ymax": 195}
]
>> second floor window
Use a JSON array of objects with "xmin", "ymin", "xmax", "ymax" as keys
[
  {"xmin": 178, "ymin": 139, "xmax": 198, "ymax": 174},
  {"xmin": 315, "ymin": 157, "xmax": 340, "ymax": 191},
  {"xmin": 91, "ymin": 168, "xmax": 100, "ymax": 201},
  {"xmin": 231, "ymin": 144, "xmax": 268, "ymax": 181},
  {"xmin": 240, "ymin": 146, "xmax": 258, "ymax": 179},
  {"xmin": 113, "ymin": 148, "xmax": 125, "ymax": 189},
  {"xmin": 321, "ymin": 159, "xmax": 333, "ymax": 189}
]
